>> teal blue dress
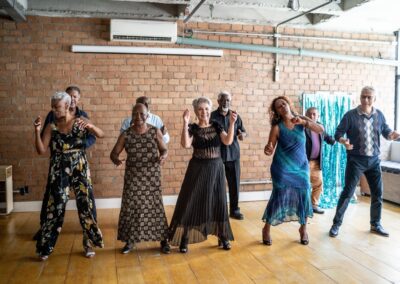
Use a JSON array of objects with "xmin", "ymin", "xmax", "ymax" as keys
[{"xmin": 262, "ymin": 122, "xmax": 313, "ymax": 225}]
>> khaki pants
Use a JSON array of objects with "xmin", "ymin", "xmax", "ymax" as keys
[{"xmin": 309, "ymin": 160, "xmax": 323, "ymax": 207}]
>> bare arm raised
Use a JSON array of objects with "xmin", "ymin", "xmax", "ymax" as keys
[{"xmin": 181, "ymin": 109, "xmax": 193, "ymax": 148}]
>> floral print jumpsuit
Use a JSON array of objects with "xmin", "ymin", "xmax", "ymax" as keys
[{"xmin": 36, "ymin": 121, "xmax": 104, "ymax": 256}]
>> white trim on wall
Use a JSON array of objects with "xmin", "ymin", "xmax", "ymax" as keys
[{"xmin": 13, "ymin": 190, "xmax": 271, "ymax": 212}]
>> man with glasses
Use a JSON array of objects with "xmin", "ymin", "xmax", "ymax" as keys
[{"xmin": 329, "ymin": 86, "xmax": 400, "ymax": 238}]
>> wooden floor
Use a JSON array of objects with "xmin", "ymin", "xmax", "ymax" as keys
[{"xmin": 1, "ymin": 197, "xmax": 400, "ymax": 284}]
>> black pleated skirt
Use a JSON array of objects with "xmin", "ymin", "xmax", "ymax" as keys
[{"xmin": 169, "ymin": 157, "xmax": 234, "ymax": 246}]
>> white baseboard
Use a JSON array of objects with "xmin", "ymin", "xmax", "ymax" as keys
[{"xmin": 13, "ymin": 190, "xmax": 271, "ymax": 212}]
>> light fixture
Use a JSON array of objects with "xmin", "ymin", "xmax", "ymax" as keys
[{"xmin": 71, "ymin": 45, "xmax": 223, "ymax": 57}]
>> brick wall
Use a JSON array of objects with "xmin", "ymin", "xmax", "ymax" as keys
[{"xmin": 0, "ymin": 16, "xmax": 396, "ymax": 201}]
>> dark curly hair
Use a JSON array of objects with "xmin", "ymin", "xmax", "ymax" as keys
[{"xmin": 269, "ymin": 96, "xmax": 296, "ymax": 126}]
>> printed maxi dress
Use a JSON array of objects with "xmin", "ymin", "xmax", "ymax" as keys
[
  {"xmin": 262, "ymin": 122, "xmax": 313, "ymax": 225},
  {"xmin": 169, "ymin": 122, "xmax": 234, "ymax": 246},
  {"xmin": 36, "ymin": 121, "xmax": 103, "ymax": 256},
  {"xmin": 117, "ymin": 126, "xmax": 169, "ymax": 244}
]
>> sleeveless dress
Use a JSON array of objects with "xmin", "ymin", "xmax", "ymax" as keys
[
  {"xmin": 117, "ymin": 126, "xmax": 169, "ymax": 244},
  {"xmin": 262, "ymin": 122, "xmax": 313, "ymax": 225},
  {"xmin": 169, "ymin": 122, "xmax": 234, "ymax": 246},
  {"xmin": 36, "ymin": 121, "xmax": 103, "ymax": 256}
]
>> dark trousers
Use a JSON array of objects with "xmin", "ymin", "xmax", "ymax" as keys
[
  {"xmin": 333, "ymin": 155, "xmax": 383, "ymax": 227},
  {"xmin": 224, "ymin": 160, "xmax": 241, "ymax": 213}
]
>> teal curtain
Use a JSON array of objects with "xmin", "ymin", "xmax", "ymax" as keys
[{"xmin": 302, "ymin": 93, "xmax": 351, "ymax": 208}]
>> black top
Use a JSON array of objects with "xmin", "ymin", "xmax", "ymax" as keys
[
  {"xmin": 210, "ymin": 109, "xmax": 246, "ymax": 162},
  {"xmin": 189, "ymin": 122, "xmax": 223, "ymax": 159}
]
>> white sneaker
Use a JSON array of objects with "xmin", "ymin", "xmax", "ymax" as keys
[
  {"xmin": 85, "ymin": 247, "xmax": 96, "ymax": 258},
  {"xmin": 121, "ymin": 243, "xmax": 133, "ymax": 254}
]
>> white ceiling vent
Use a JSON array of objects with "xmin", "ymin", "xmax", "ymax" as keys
[{"xmin": 110, "ymin": 19, "xmax": 177, "ymax": 43}]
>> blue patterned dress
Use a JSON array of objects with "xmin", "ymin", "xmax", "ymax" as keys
[{"xmin": 262, "ymin": 122, "xmax": 313, "ymax": 225}]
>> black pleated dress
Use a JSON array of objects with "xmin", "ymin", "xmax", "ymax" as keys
[{"xmin": 169, "ymin": 122, "xmax": 234, "ymax": 246}]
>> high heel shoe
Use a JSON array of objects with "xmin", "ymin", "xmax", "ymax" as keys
[
  {"xmin": 299, "ymin": 228, "xmax": 309, "ymax": 245},
  {"xmin": 218, "ymin": 237, "xmax": 231, "ymax": 250},
  {"xmin": 160, "ymin": 240, "xmax": 171, "ymax": 254},
  {"xmin": 262, "ymin": 229, "xmax": 272, "ymax": 246},
  {"xmin": 179, "ymin": 237, "xmax": 188, "ymax": 253}
]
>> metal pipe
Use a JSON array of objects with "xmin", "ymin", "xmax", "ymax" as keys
[
  {"xmin": 183, "ymin": 0, "xmax": 206, "ymax": 23},
  {"xmin": 274, "ymin": 27, "xmax": 280, "ymax": 82},
  {"xmin": 240, "ymin": 179, "xmax": 272, "ymax": 185},
  {"xmin": 395, "ymin": 31, "xmax": 400, "ymax": 130},
  {"xmin": 276, "ymin": 0, "xmax": 335, "ymax": 29},
  {"xmin": 190, "ymin": 30, "xmax": 395, "ymax": 45},
  {"xmin": 176, "ymin": 37, "xmax": 400, "ymax": 67}
]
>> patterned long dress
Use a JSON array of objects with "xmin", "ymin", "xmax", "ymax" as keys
[
  {"xmin": 117, "ymin": 126, "xmax": 169, "ymax": 244},
  {"xmin": 169, "ymin": 122, "xmax": 234, "ymax": 246},
  {"xmin": 262, "ymin": 122, "xmax": 313, "ymax": 225},
  {"xmin": 36, "ymin": 121, "xmax": 103, "ymax": 256}
]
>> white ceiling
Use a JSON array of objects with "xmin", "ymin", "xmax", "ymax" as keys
[{"xmin": 0, "ymin": 0, "xmax": 400, "ymax": 34}]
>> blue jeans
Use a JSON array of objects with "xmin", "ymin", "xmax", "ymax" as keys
[{"xmin": 333, "ymin": 155, "xmax": 383, "ymax": 227}]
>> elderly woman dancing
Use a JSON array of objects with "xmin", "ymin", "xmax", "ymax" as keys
[
  {"xmin": 262, "ymin": 96, "xmax": 324, "ymax": 246},
  {"xmin": 169, "ymin": 96, "xmax": 237, "ymax": 253},
  {"xmin": 110, "ymin": 103, "xmax": 170, "ymax": 254},
  {"xmin": 34, "ymin": 91, "xmax": 104, "ymax": 260}
]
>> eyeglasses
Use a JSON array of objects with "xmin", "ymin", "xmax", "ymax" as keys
[{"xmin": 361, "ymin": 96, "xmax": 374, "ymax": 100}]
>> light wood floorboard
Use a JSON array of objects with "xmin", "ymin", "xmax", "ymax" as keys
[{"xmin": 1, "ymin": 197, "xmax": 399, "ymax": 283}]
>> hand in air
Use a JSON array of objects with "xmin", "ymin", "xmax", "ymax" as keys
[
  {"xmin": 229, "ymin": 110, "xmax": 238, "ymax": 124},
  {"xmin": 183, "ymin": 109, "xmax": 190, "ymax": 124},
  {"xmin": 34, "ymin": 116, "xmax": 42, "ymax": 131}
]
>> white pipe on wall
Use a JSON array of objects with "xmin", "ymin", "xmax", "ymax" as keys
[
  {"xmin": 71, "ymin": 45, "xmax": 223, "ymax": 57},
  {"xmin": 176, "ymin": 37, "xmax": 400, "ymax": 67}
]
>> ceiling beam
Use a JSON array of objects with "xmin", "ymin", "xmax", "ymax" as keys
[
  {"xmin": 26, "ymin": 0, "xmax": 184, "ymax": 20},
  {"xmin": 340, "ymin": 0, "xmax": 369, "ymax": 11},
  {"xmin": 306, "ymin": 13, "xmax": 337, "ymax": 24},
  {"xmin": 0, "ymin": 0, "xmax": 26, "ymax": 22}
]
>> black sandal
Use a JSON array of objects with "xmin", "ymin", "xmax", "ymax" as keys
[
  {"xmin": 218, "ymin": 237, "xmax": 231, "ymax": 250},
  {"xmin": 262, "ymin": 229, "xmax": 272, "ymax": 246}
]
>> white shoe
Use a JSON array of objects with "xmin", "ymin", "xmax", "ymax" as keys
[
  {"xmin": 38, "ymin": 254, "xmax": 49, "ymax": 261},
  {"xmin": 85, "ymin": 247, "xmax": 96, "ymax": 258},
  {"xmin": 121, "ymin": 243, "xmax": 133, "ymax": 254}
]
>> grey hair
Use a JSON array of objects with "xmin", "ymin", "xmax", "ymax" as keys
[
  {"xmin": 218, "ymin": 90, "xmax": 232, "ymax": 100},
  {"xmin": 192, "ymin": 96, "xmax": 212, "ymax": 111},
  {"xmin": 361, "ymin": 86, "xmax": 375, "ymax": 95},
  {"xmin": 51, "ymin": 91, "xmax": 71, "ymax": 107}
]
